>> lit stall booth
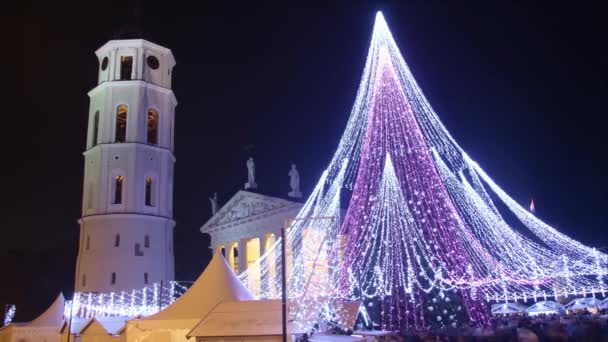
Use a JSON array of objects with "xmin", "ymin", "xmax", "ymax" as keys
[
  {"xmin": 525, "ymin": 301, "xmax": 564, "ymax": 316},
  {"xmin": 564, "ymin": 297, "xmax": 602, "ymax": 314},
  {"xmin": 490, "ymin": 303, "xmax": 527, "ymax": 316}
]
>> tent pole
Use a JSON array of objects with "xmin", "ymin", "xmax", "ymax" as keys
[
  {"xmin": 67, "ymin": 294, "xmax": 74, "ymax": 342},
  {"xmin": 281, "ymin": 225, "xmax": 287, "ymax": 342},
  {"xmin": 158, "ymin": 280, "xmax": 164, "ymax": 311}
]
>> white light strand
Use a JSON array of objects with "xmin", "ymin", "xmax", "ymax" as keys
[
  {"xmin": 3, "ymin": 305, "xmax": 16, "ymax": 327},
  {"xmin": 63, "ymin": 281, "xmax": 190, "ymax": 319}
]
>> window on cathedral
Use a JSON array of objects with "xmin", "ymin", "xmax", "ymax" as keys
[
  {"xmin": 144, "ymin": 235, "xmax": 150, "ymax": 248},
  {"xmin": 115, "ymin": 105, "xmax": 128, "ymax": 142},
  {"xmin": 147, "ymin": 109, "xmax": 158, "ymax": 145},
  {"xmin": 82, "ymin": 274, "xmax": 87, "ymax": 287},
  {"xmin": 144, "ymin": 272, "xmax": 149, "ymax": 284},
  {"xmin": 86, "ymin": 235, "xmax": 90, "ymax": 250},
  {"xmin": 111, "ymin": 272, "xmax": 116, "ymax": 285},
  {"xmin": 92, "ymin": 111, "xmax": 100, "ymax": 146},
  {"xmin": 114, "ymin": 234, "xmax": 120, "ymax": 247},
  {"xmin": 135, "ymin": 243, "xmax": 144, "ymax": 256},
  {"xmin": 221, "ymin": 247, "xmax": 226, "ymax": 257},
  {"xmin": 114, "ymin": 175, "xmax": 124, "ymax": 204},
  {"xmin": 120, "ymin": 56, "xmax": 133, "ymax": 80},
  {"xmin": 145, "ymin": 177, "xmax": 153, "ymax": 206}
]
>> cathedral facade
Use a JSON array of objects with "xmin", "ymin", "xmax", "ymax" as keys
[{"xmin": 201, "ymin": 190, "xmax": 302, "ymax": 295}]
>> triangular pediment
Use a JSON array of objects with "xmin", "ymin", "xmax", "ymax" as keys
[{"xmin": 201, "ymin": 190, "xmax": 297, "ymax": 232}]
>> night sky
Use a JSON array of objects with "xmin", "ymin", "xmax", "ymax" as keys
[{"xmin": 1, "ymin": 1, "xmax": 606, "ymax": 320}]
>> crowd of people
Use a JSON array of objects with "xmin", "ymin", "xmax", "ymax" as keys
[
  {"xmin": 381, "ymin": 311, "xmax": 608, "ymax": 341},
  {"xmin": 399, "ymin": 313, "xmax": 608, "ymax": 341},
  {"xmin": 302, "ymin": 309, "xmax": 608, "ymax": 341}
]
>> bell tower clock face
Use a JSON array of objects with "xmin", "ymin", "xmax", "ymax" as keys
[{"xmin": 147, "ymin": 55, "xmax": 160, "ymax": 69}]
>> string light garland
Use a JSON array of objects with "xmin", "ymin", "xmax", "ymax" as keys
[
  {"xmin": 237, "ymin": 11, "xmax": 607, "ymax": 332},
  {"xmin": 63, "ymin": 281, "xmax": 190, "ymax": 319},
  {"xmin": 3, "ymin": 305, "xmax": 15, "ymax": 327}
]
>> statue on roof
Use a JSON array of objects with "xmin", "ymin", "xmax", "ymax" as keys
[
  {"xmin": 209, "ymin": 192, "xmax": 219, "ymax": 216},
  {"xmin": 288, "ymin": 164, "xmax": 302, "ymax": 198},
  {"xmin": 245, "ymin": 157, "xmax": 257, "ymax": 190}
]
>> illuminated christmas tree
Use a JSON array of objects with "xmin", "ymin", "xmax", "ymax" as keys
[{"xmin": 240, "ymin": 12, "xmax": 608, "ymax": 331}]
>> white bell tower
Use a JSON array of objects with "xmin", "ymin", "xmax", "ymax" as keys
[{"xmin": 74, "ymin": 39, "xmax": 177, "ymax": 293}]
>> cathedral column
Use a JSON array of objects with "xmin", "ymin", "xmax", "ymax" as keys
[
  {"xmin": 228, "ymin": 242, "xmax": 238, "ymax": 273},
  {"xmin": 260, "ymin": 234, "xmax": 268, "ymax": 295},
  {"xmin": 260, "ymin": 235, "xmax": 268, "ymax": 256},
  {"xmin": 238, "ymin": 238, "xmax": 249, "ymax": 274}
]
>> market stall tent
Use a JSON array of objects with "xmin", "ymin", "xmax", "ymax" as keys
[
  {"xmin": 525, "ymin": 301, "xmax": 564, "ymax": 316},
  {"xmin": 0, "ymin": 293, "xmax": 65, "ymax": 342},
  {"xmin": 78, "ymin": 318, "xmax": 122, "ymax": 342},
  {"xmin": 125, "ymin": 252, "xmax": 254, "ymax": 342},
  {"xmin": 564, "ymin": 297, "xmax": 602, "ymax": 312},
  {"xmin": 77, "ymin": 316, "xmax": 129, "ymax": 342},
  {"xmin": 60, "ymin": 317, "xmax": 87, "ymax": 342},
  {"xmin": 187, "ymin": 299, "xmax": 304, "ymax": 341},
  {"xmin": 491, "ymin": 303, "xmax": 527, "ymax": 315}
]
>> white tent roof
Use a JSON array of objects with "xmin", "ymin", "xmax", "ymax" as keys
[
  {"xmin": 491, "ymin": 303, "xmax": 526, "ymax": 315},
  {"xmin": 78, "ymin": 318, "xmax": 110, "ymax": 335},
  {"xmin": 526, "ymin": 301, "xmax": 564, "ymax": 313},
  {"xmin": 565, "ymin": 297, "xmax": 602, "ymax": 310},
  {"xmin": 187, "ymin": 299, "xmax": 305, "ymax": 338},
  {"xmin": 2, "ymin": 293, "xmax": 65, "ymax": 331},
  {"xmin": 61, "ymin": 317, "xmax": 87, "ymax": 335},
  {"xmin": 79, "ymin": 316, "xmax": 130, "ymax": 335},
  {"xmin": 136, "ymin": 251, "xmax": 254, "ymax": 322},
  {"xmin": 29, "ymin": 293, "xmax": 65, "ymax": 327}
]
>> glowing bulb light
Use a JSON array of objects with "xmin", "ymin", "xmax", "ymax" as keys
[{"xmin": 3, "ymin": 305, "xmax": 16, "ymax": 326}]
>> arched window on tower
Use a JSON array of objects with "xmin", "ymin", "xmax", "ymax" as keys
[
  {"xmin": 114, "ymin": 175, "xmax": 124, "ymax": 204},
  {"xmin": 111, "ymin": 272, "xmax": 116, "ymax": 285},
  {"xmin": 114, "ymin": 234, "xmax": 120, "ymax": 247},
  {"xmin": 144, "ymin": 235, "xmax": 150, "ymax": 248},
  {"xmin": 120, "ymin": 56, "xmax": 133, "ymax": 80},
  {"xmin": 92, "ymin": 111, "xmax": 99, "ymax": 146},
  {"xmin": 144, "ymin": 272, "xmax": 149, "ymax": 284},
  {"xmin": 135, "ymin": 243, "xmax": 143, "ymax": 256},
  {"xmin": 82, "ymin": 274, "xmax": 87, "ymax": 287},
  {"xmin": 145, "ymin": 177, "xmax": 153, "ymax": 206},
  {"xmin": 115, "ymin": 105, "xmax": 128, "ymax": 143},
  {"xmin": 147, "ymin": 109, "xmax": 158, "ymax": 145},
  {"xmin": 86, "ymin": 235, "xmax": 90, "ymax": 250}
]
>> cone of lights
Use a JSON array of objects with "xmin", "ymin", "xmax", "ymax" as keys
[{"xmin": 239, "ymin": 12, "xmax": 608, "ymax": 331}]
